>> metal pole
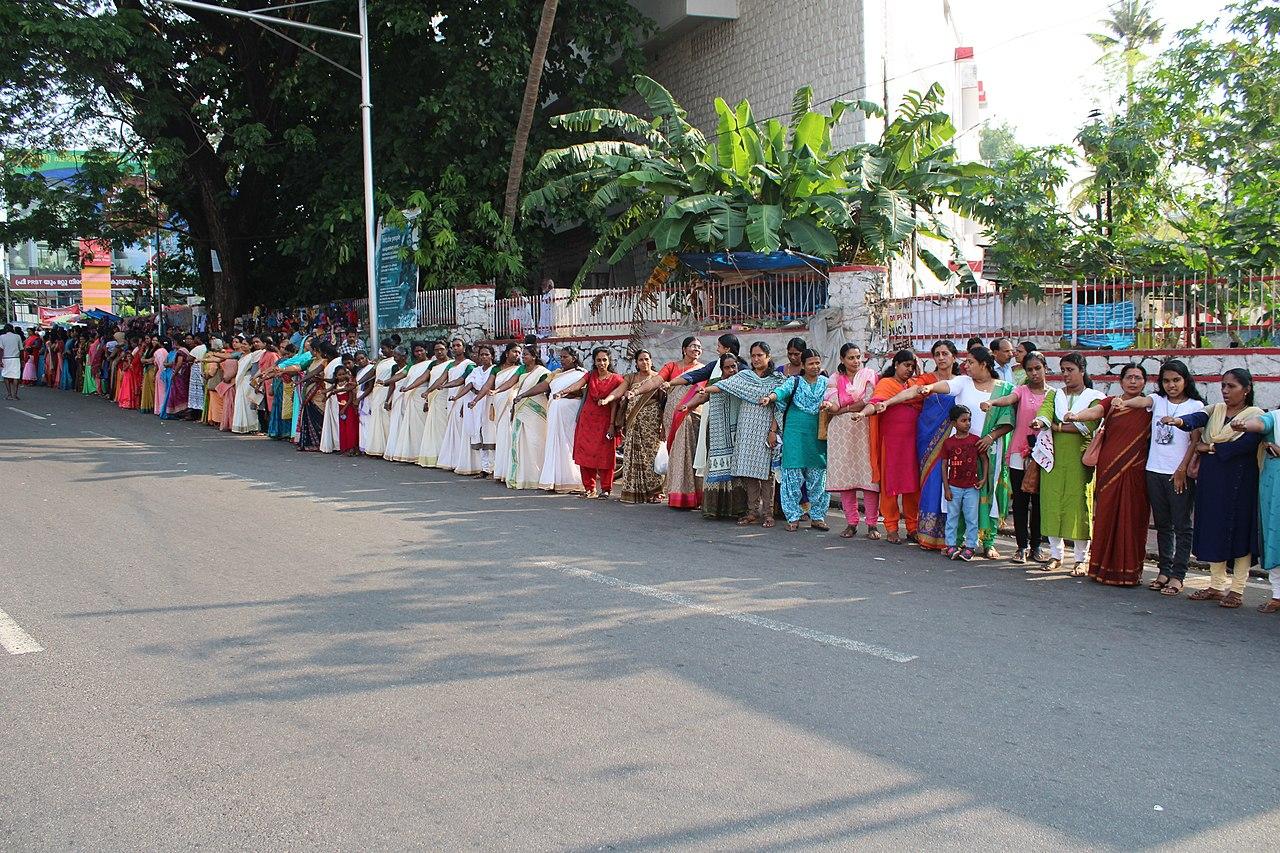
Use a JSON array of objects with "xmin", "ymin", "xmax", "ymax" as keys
[
  {"xmin": 1070, "ymin": 279, "xmax": 1079, "ymax": 347},
  {"xmin": 358, "ymin": 0, "xmax": 378, "ymax": 349}
]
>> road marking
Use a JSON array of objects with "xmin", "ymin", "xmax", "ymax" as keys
[
  {"xmin": 535, "ymin": 560, "xmax": 917, "ymax": 664},
  {"xmin": 0, "ymin": 608, "xmax": 43, "ymax": 655},
  {"xmin": 7, "ymin": 407, "xmax": 46, "ymax": 420}
]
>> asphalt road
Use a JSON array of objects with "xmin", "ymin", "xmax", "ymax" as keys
[{"xmin": 2, "ymin": 389, "xmax": 1277, "ymax": 851}]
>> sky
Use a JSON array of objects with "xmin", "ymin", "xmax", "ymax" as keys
[{"xmin": 952, "ymin": 0, "xmax": 1232, "ymax": 146}]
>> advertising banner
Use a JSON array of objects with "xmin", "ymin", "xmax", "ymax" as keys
[
  {"xmin": 38, "ymin": 305, "xmax": 82, "ymax": 325},
  {"xmin": 79, "ymin": 238, "xmax": 113, "ymax": 310},
  {"xmin": 375, "ymin": 212, "xmax": 420, "ymax": 332}
]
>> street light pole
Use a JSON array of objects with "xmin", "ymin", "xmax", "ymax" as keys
[
  {"xmin": 155, "ymin": 0, "xmax": 378, "ymax": 345},
  {"xmin": 356, "ymin": 0, "xmax": 378, "ymax": 349}
]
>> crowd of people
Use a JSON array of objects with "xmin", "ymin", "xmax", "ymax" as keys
[{"xmin": 4, "ymin": 321, "xmax": 1278, "ymax": 613}]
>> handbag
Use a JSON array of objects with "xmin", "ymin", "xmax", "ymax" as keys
[
  {"xmin": 1081, "ymin": 422, "xmax": 1105, "ymax": 468},
  {"xmin": 817, "ymin": 407, "xmax": 831, "ymax": 440},
  {"xmin": 1020, "ymin": 460, "xmax": 1040, "ymax": 493}
]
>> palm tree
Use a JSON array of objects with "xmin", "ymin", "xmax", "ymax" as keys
[
  {"xmin": 1088, "ymin": 0, "xmax": 1165, "ymax": 99},
  {"xmin": 503, "ymin": 0, "xmax": 560, "ymax": 227}
]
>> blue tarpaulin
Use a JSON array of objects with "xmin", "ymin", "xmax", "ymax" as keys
[
  {"xmin": 83, "ymin": 308, "xmax": 122, "ymax": 323},
  {"xmin": 1062, "ymin": 301, "xmax": 1136, "ymax": 349},
  {"xmin": 679, "ymin": 251, "xmax": 829, "ymax": 276}
]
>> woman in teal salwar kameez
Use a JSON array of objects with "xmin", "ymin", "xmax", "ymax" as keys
[{"xmin": 762, "ymin": 349, "xmax": 831, "ymax": 531}]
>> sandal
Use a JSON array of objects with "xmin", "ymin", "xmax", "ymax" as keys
[
  {"xmin": 1045, "ymin": 558, "xmax": 1062, "ymax": 571},
  {"xmin": 736, "ymin": 514, "xmax": 760, "ymax": 526},
  {"xmin": 983, "ymin": 547, "xmax": 1001, "ymax": 560},
  {"xmin": 905, "ymin": 532, "xmax": 919, "ymax": 545},
  {"xmin": 886, "ymin": 532, "xmax": 902, "ymax": 544},
  {"xmin": 762, "ymin": 518, "xmax": 775, "ymax": 528},
  {"xmin": 1071, "ymin": 565, "xmax": 1088, "ymax": 577},
  {"xmin": 840, "ymin": 525, "xmax": 856, "ymax": 539},
  {"xmin": 785, "ymin": 521, "xmax": 800, "ymax": 532},
  {"xmin": 865, "ymin": 529, "xmax": 881, "ymax": 541},
  {"xmin": 1160, "ymin": 579, "xmax": 1184, "ymax": 597},
  {"xmin": 1219, "ymin": 591, "xmax": 1243, "ymax": 609},
  {"xmin": 1188, "ymin": 587, "xmax": 1224, "ymax": 602},
  {"xmin": 1148, "ymin": 575, "xmax": 1170, "ymax": 591},
  {"xmin": 810, "ymin": 520, "xmax": 830, "ymax": 532},
  {"xmin": 1257, "ymin": 599, "xmax": 1280, "ymax": 614}
]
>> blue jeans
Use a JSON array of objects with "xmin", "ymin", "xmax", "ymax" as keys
[{"xmin": 945, "ymin": 486, "xmax": 979, "ymax": 549}]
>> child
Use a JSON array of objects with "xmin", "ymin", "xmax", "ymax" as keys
[
  {"xmin": 329, "ymin": 365, "xmax": 361, "ymax": 456},
  {"xmin": 943, "ymin": 404, "xmax": 984, "ymax": 561}
]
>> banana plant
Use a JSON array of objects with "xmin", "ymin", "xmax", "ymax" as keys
[{"xmin": 523, "ymin": 76, "xmax": 989, "ymax": 291}]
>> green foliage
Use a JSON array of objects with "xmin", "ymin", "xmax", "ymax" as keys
[
  {"xmin": 978, "ymin": 121, "xmax": 1019, "ymax": 164},
  {"xmin": 974, "ymin": 1, "xmax": 1280, "ymax": 293},
  {"xmin": 1088, "ymin": 0, "xmax": 1166, "ymax": 96},
  {"xmin": 524, "ymin": 76, "xmax": 987, "ymax": 292},
  {"xmin": 388, "ymin": 168, "xmax": 526, "ymax": 288},
  {"xmin": 0, "ymin": 0, "xmax": 649, "ymax": 318}
]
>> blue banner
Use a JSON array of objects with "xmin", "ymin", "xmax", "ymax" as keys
[
  {"xmin": 375, "ymin": 214, "xmax": 419, "ymax": 332},
  {"xmin": 1063, "ymin": 301, "xmax": 1136, "ymax": 349}
]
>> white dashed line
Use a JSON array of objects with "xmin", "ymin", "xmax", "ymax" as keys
[
  {"xmin": 535, "ymin": 560, "xmax": 918, "ymax": 664},
  {"xmin": 6, "ymin": 407, "xmax": 46, "ymax": 420},
  {"xmin": 0, "ymin": 608, "xmax": 43, "ymax": 655}
]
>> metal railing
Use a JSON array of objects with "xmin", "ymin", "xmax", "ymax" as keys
[
  {"xmin": 493, "ymin": 271, "xmax": 830, "ymax": 339},
  {"xmin": 880, "ymin": 272, "xmax": 1279, "ymax": 352},
  {"xmin": 415, "ymin": 288, "xmax": 456, "ymax": 328}
]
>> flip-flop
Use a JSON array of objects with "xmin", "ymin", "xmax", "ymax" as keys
[
  {"xmin": 1160, "ymin": 580, "xmax": 1183, "ymax": 596},
  {"xmin": 840, "ymin": 526, "xmax": 856, "ymax": 539}
]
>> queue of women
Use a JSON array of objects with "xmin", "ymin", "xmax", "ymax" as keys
[{"xmin": 29, "ymin": 323, "xmax": 1280, "ymax": 614}]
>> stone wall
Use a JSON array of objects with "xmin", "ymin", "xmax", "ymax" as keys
[
  {"xmin": 452, "ymin": 285, "xmax": 495, "ymax": 344},
  {"xmin": 903, "ymin": 351, "xmax": 1280, "ymax": 409}
]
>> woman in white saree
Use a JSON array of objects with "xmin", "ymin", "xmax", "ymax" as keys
[
  {"xmin": 485, "ymin": 345, "xmax": 523, "ymax": 481},
  {"xmin": 507, "ymin": 347, "xmax": 553, "ymax": 489},
  {"xmin": 359, "ymin": 344, "xmax": 397, "ymax": 455},
  {"xmin": 432, "ymin": 340, "xmax": 478, "ymax": 470},
  {"xmin": 539, "ymin": 347, "xmax": 587, "ymax": 493},
  {"xmin": 416, "ymin": 338, "xmax": 468, "ymax": 468},
  {"xmin": 230, "ymin": 337, "xmax": 268, "ymax": 434},
  {"xmin": 384, "ymin": 341, "xmax": 438, "ymax": 463},
  {"xmin": 318, "ymin": 352, "xmax": 344, "ymax": 452},
  {"xmin": 453, "ymin": 344, "xmax": 496, "ymax": 475}
]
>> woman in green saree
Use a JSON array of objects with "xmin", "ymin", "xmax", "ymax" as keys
[{"xmin": 913, "ymin": 346, "xmax": 1016, "ymax": 558}]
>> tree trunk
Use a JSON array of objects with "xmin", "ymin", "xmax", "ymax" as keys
[{"xmin": 502, "ymin": 0, "xmax": 560, "ymax": 226}]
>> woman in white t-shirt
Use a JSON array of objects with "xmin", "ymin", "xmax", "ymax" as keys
[{"xmin": 1108, "ymin": 359, "xmax": 1204, "ymax": 596}]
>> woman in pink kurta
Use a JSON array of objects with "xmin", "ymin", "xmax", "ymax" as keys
[
  {"xmin": 822, "ymin": 343, "xmax": 879, "ymax": 538},
  {"xmin": 151, "ymin": 345, "xmax": 169, "ymax": 414}
]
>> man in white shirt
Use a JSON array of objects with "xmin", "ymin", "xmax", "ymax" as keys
[
  {"xmin": 990, "ymin": 337, "xmax": 1016, "ymax": 385},
  {"xmin": 0, "ymin": 324, "xmax": 24, "ymax": 400}
]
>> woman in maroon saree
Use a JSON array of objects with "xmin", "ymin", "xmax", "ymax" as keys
[{"xmin": 1066, "ymin": 364, "xmax": 1153, "ymax": 586}]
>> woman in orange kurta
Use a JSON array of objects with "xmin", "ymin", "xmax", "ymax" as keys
[
  {"xmin": 1066, "ymin": 363, "xmax": 1153, "ymax": 586},
  {"xmin": 859, "ymin": 350, "xmax": 922, "ymax": 543}
]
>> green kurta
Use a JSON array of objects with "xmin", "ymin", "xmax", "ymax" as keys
[
  {"xmin": 1036, "ymin": 388, "xmax": 1102, "ymax": 540},
  {"xmin": 774, "ymin": 375, "xmax": 828, "ymax": 469}
]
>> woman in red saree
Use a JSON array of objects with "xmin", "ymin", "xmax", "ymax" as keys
[
  {"xmin": 857, "ymin": 350, "xmax": 923, "ymax": 544},
  {"xmin": 568, "ymin": 347, "xmax": 625, "ymax": 498},
  {"xmin": 116, "ymin": 337, "xmax": 142, "ymax": 409},
  {"xmin": 1065, "ymin": 363, "xmax": 1153, "ymax": 586}
]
